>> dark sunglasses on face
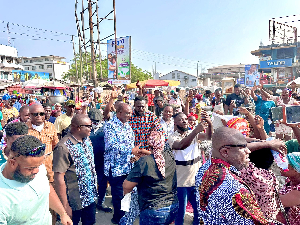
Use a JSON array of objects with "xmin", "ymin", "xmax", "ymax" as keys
[
  {"xmin": 31, "ymin": 112, "xmax": 45, "ymax": 117},
  {"xmin": 219, "ymin": 144, "xmax": 247, "ymax": 152},
  {"xmin": 78, "ymin": 124, "xmax": 92, "ymax": 129}
]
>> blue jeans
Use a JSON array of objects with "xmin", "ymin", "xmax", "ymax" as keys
[
  {"xmin": 140, "ymin": 202, "xmax": 179, "ymax": 225},
  {"xmin": 175, "ymin": 187, "xmax": 199, "ymax": 225},
  {"xmin": 72, "ymin": 202, "xmax": 96, "ymax": 225}
]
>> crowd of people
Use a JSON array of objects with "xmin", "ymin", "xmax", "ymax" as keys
[{"xmin": 1, "ymin": 81, "xmax": 300, "ymax": 225}]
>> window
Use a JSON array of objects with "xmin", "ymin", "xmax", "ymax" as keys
[
  {"xmin": 192, "ymin": 79, "xmax": 196, "ymax": 82},
  {"xmin": 39, "ymin": 65, "xmax": 44, "ymax": 69},
  {"xmin": 177, "ymin": 73, "xmax": 180, "ymax": 79},
  {"xmin": 23, "ymin": 60, "xmax": 29, "ymax": 63},
  {"xmin": 47, "ymin": 65, "xmax": 53, "ymax": 68},
  {"xmin": 30, "ymin": 60, "xmax": 33, "ymax": 63},
  {"xmin": 172, "ymin": 73, "xmax": 175, "ymax": 79},
  {"xmin": 32, "ymin": 66, "xmax": 36, "ymax": 70},
  {"xmin": 45, "ymin": 58, "xmax": 50, "ymax": 61},
  {"xmin": 25, "ymin": 67, "xmax": 30, "ymax": 70},
  {"xmin": 49, "ymin": 73, "xmax": 53, "ymax": 78}
]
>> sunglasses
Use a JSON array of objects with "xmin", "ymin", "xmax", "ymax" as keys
[
  {"xmin": 11, "ymin": 144, "xmax": 47, "ymax": 159},
  {"xmin": 219, "ymin": 144, "xmax": 247, "ymax": 151},
  {"xmin": 79, "ymin": 124, "xmax": 92, "ymax": 129},
  {"xmin": 31, "ymin": 112, "xmax": 45, "ymax": 117}
]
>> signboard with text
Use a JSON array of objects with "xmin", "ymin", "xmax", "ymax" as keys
[
  {"xmin": 259, "ymin": 58, "xmax": 293, "ymax": 68},
  {"xmin": 11, "ymin": 70, "xmax": 50, "ymax": 82},
  {"xmin": 107, "ymin": 36, "xmax": 131, "ymax": 85}
]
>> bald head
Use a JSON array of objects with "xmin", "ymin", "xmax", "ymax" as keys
[
  {"xmin": 116, "ymin": 103, "xmax": 132, "ymax": 123},
  {"xmin": 71, "ymin": 114, "xmax": 90, "ymax": 127},
  {"xmin": 29, "ymin": 103, "xmax": 45, "ymax": 126},
  {"xmin": 116, "ymin": 102, "xmax": 131, "ymax": 113},
  {"xmin": 212, "ymin": 127, "xmax": 250, "ymax": 170},
  {"xmin": 29, "ymin": 103, "xmax": 44, "ymax": 113}
]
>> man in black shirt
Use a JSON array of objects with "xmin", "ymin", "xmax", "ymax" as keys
[
  {"xmin": 123, "ymin": 138, "xmax": 178, "ymax": 224},
  {"xmin": 224, "ymin": 84, "xmax": 248, "ymax": 116}
]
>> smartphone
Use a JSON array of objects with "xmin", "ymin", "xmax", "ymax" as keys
[
  {"xmin": 285, "ymin": 106, "xmax": 300, "ymax": 124},
  {"xmin": 271, "ymin": 106, "xmax": 283, "ymax": 121}
]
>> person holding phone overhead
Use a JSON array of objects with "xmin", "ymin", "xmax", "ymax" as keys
[
  {"xmin": 251, "ymin": 84, "xmax": 276, "ymax": 135},
  {"xmin": 261, "ymin": 86, "xmax": 299, "ymax": 141},
  {"xmin": 224, "ymin": 84, "xmax": 248, "ymax": 116}
]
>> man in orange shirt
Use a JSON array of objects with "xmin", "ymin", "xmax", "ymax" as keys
[{"xmin": 27, "ymin": 103, "xmax": 59, "ymax": 183}]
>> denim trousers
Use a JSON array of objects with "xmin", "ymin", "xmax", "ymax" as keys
[
  {"xmin": 72, "ymin": 202, "xmax": 96, "ymax": 225},
  {"xmin": 107, "ymin": 171, "xmax": 128, "ymax": 223},
  {"xmin": 139, "ymin": 202, "xmax": 179, "ymax": 225},
  {"xmin": 175, "ymin": 186, "xmax": 199, "ymax": 225}
]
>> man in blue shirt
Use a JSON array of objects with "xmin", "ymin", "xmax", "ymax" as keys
[
  {"xmin": 104, "ymin": 102, "xmax": 148, "ymax": 224},
  {"xmin": 11, "ymin": 95, "xmax": 22, "ymax": 112},
  {"xmin": 88, "ymin": 108, "xmax": 112, "ymax": 213}
]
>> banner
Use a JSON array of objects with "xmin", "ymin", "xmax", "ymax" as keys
[
  {"xmin": 12, "ymin": 70, "xmax": 50, "ymax": 82},
  {"xmin": 244, "ymin": 64, "xmax": 259, "ymax": 87},
  {"xmin": 259, "ymin": 58, "xmax": 293, "ymax": 68},
  {"xmin": 107, "ymin": 36, "xmax": 131, "ymax": 85}
]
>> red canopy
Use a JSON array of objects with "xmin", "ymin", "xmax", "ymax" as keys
[{"xmin": 143, "ymin": 80, "xmax": 169, "ymax": 88}]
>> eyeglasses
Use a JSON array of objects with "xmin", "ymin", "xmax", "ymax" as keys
[
  {"xmin": 219, "ymin": 144, "xmax": 247, "ymax": 152},
  {"xmin": 31, "ymin": 112, "xmax": 45, "ymax": 117},
  {"xmin": 79, "ymin": 124, "xmax": 92, "ymax": 129}
]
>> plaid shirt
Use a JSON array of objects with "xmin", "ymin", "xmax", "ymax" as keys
[{"xmin": 129, "ymin": 111, "xmax": 164, "ymax": 150}]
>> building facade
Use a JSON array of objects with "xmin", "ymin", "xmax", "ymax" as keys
[
  {"xmin": 251, "ymin": 43, "xmax": 300, "ymax": 84},
  {"xmin": 0, "ymin": 45, "xmax": 23, "ymax": 81},
  {"xmin": 159, "ymin": 70, "xmax": 198, "ymax": 88},
  {"xmin": 21, "ymin": 55, "xmax": 70, "ymax": 81}
]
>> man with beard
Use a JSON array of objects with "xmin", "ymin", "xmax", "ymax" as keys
[
  {"xmin": 195, "ymin": 127, "xmax": 270, "ymax": 224},
  {"xmin": 129, "ymin": 96, "xmax": 164, "ymax": 151},
  {"xmin": 168, "ymin": 111, "xmax": 212, "ymax": 225},
  {"xmin": 1, "ymin": 94, "xmax": 19, "ymax": 127},
  {"xmin": 0, "ymin": 135, "xmax": 72, "ymax": 225}
]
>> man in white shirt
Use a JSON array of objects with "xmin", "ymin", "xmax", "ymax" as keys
[{"xmin": 0, "ymin": 135, "xmax": 72, "ymax": 225}]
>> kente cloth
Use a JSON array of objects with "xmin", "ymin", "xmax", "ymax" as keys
[
  {"xmin": 147, "ymin": 131, "xmax": 165, "ymax": 178},
  {"xmin": 195, "ymin": 158, "xmax": 269, "ymax": 225}
]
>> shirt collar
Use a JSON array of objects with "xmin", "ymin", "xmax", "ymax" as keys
[
  {"xmin": 112, "ymin": 115, "xmax": 129, "ymax": 127},
  {"xmin": 0, "ymin": 163, "xmax": 34, "ymax": 191}
]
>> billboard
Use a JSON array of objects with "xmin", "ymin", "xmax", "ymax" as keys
[
  {"xmin": 12, "ymin": 70, "xmax": 50, "ymax": 82},
  {"xmin": 244, "ymin": 64, "xmax": 260, "ymax": 87},
  {"xmin": 259, "ymin": 58, "xmax": 293, "ymax": 68},
  {"xmin": 107, "ymin": 36, "xmax": 131, "ymax": 85}
]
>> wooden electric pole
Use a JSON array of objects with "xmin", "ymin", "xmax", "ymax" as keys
[{"xmin": 88, "ymin": 0, "xmax": 98, "ymax": 87}]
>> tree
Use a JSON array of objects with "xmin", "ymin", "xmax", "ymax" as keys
[{"xmin": 63, "ymin": 52, "xmax": 152, "ymax": 83}]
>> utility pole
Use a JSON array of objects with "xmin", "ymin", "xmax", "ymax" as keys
[
  {"xmin": 96, "ymin": 0, "xmax": 102, "ymax": 80},
  {"xmin": 113, "ymin": 0, "xmax": 118, "ymax": 79},
  {"xmin": 88, "ymin": 0, "xmax": 98, "ymax": 87}
]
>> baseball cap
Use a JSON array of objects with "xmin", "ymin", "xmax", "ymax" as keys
[{"xmin": 88, "ymin": 108, "xmax": 103, "ymax": 121}]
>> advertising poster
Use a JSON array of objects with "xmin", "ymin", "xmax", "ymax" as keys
[
  {"xmin": 244, "ymin": 64, "xmax": 260, "ymax": 87},
  {"xmin": 107, "ymin": 36, "xmax": 131, "ymax": 85},
  {"xmin": 12, "ymin": 70, "xmax": 50, "ymax": 82}
]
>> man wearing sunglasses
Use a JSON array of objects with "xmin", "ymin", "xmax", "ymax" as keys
[
  {"xmin": 27, "ymin": 103, "xmax": 59, "ymax": 183},
  {"xmin": 0, "ymin": 135, "xmax": 72, "ymax": 225},
  {"xmin": 53, "ymin": 114, "xmax": 98, "ymax": 225},
  {"xmin": 195, "ymin": 127, "xmax": 270, "ymax": 224}
]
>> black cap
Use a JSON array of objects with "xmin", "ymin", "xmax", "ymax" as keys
[{"xmin": 88, "ymin": 108, "xmax": 103, "ymax": 121}]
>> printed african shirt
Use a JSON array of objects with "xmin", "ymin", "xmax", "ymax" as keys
[
  {"xmin": 129, "ymin": 111, "xmax": 164, "ymax": 150},
  {"xmin": 104, "ymin": 115, "xmax": 135, "ymax": 177},
  {"xmin": 53, "ymin": 134, "xmax": 98, "ymax": 210},
  {"xmin": 195, "ymin": 158, "xmax": 270, "ymax": 225}
]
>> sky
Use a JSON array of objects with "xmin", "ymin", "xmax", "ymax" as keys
[{"xmin": 1, "ymin": 0, "xmax": 300, "ymax": 76}]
